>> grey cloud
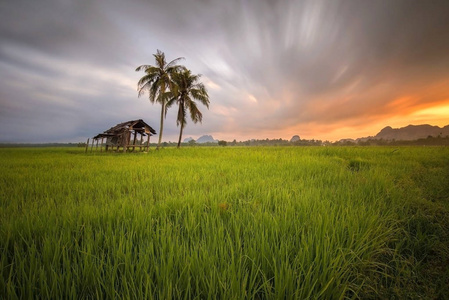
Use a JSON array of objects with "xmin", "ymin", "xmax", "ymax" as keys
[{"xmin": 1, "ymin": 0, "xmax": 449, "ymax": 142}]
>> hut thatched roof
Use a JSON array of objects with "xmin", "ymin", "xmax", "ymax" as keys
[{"xmin": 94, "ymin": 119, "xmax": 156, "ymax": 139}]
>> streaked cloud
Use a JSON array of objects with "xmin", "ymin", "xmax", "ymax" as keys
[{"xmin": 1, "ymin": 0, "xmax": 449, "ymax": 142}]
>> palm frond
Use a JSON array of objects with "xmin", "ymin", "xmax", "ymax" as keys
[
  {"xmin": 153, "ymin": 50, "xmax": 166, "ymax": 69},
  {"xmin": 145, "ymin": 66, "xmax": 161, "ymax": 74},
  {"xmin": 165, "ymin": 94, "xmax": 177, "ymax": 116},
  {"xmin": 149, "ymin": 80, "xmax": 160, "ymax": 103},
  {"xmin": 166, "ymin": 96, "xmax": 177, "ymax": 110},
  {"xmin": 187, "ymin": 99, "xmax": 203, "ymax": 124},
  {"xmin": 137, "ymin": 82, "xmax": 153, "ymax": 98},
  {"xmin": 190, "ymin": 86, "xmax": 210, "ymax": 109},
  {"xmin": 166, "ymin": 57, "xmax": 185, "ymax": 69},
  {"xmin": 135, "ymin": 64, "xmax": 153, "ymax": 72},
  {"xmin": 137, "ymin": 73, "xmax": 157, "ymax": 89}
]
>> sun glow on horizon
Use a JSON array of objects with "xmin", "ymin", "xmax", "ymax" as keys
[{"xmin": 413, "ymin": 102, "xmax": 449, "ymax": 119}]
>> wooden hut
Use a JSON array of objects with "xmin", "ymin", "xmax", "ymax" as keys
[{"xmin": 86, "ymin": 119, "xmax": 156, "ymax": 152}]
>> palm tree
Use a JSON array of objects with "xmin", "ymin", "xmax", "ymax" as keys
[
  {"xmin": 167, "ymin": 70, "xmax": 210, "ymax": 148},
  {"xmin": 136, "ymin": 50, "xmax": 184, "ymax": 150}
]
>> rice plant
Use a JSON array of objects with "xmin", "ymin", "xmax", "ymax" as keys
[{"xmin": 1, "ymin": 146, "xmax": 448, "ymax": 298}]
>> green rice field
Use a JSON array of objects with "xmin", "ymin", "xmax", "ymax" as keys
[{"xmin": 1, "ymin": 146, "xmax": 448, "ymax": 299}]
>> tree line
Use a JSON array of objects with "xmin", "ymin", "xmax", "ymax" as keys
[
  {"xmin": 136, "ymin": 50, "xmax": 210, "ymax": 149},
  {"xmin": 143, "ymin": 136, "xmax": 449, "ymax": 147}
]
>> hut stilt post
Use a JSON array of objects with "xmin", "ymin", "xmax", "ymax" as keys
[
  {"xmin": 132, "ymin": 131, "xmax": 137, "ymax": 151},
  {"xmin": 124, "ymin": 132, "xmax": 128, "ymax": 153},
  {"xmin": 85, "ymin": 138, "xmax": 89, "ymax": 153},
  {"xmin": 140, "ymin": 134, "xmax": 143, "ymax": 151}
]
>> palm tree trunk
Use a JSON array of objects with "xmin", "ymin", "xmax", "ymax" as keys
[
  {"xmin": 157, "ymin": 102, "xmax": 164, "ymax": 150},
  {"xmin": 177, "ymin": 122, "xmax": 184, "ymax": 148},
  {"xmin": 157, "ymin": 82, "xmax": 167, "ymax": 150}
]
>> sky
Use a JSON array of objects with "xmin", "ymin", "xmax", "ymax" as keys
[{"xmin": 1, "ymin": 0, "xmax": 449, "ymax": 143}]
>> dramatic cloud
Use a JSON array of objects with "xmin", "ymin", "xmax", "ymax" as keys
[{"xmin": 1, "ymin": 0, "xmax": 449, "ymax": 142}]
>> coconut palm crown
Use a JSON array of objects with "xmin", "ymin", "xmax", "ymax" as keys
[
  {"xmin": 167, "ymin": 70, "xmax": 210, "ymax": 148},
  {"xmin": 136, "ymin": 50, "xmax": 185, "ymax": 149}
]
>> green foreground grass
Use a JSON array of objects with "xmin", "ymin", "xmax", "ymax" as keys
[{"xmin": 1, "ymin": 146, "xmax": 448, "ymax": 299}]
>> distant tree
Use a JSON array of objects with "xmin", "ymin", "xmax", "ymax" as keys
[
  {"xmin": 218, "ymin": 140, "xmax": 227, "ymax": 146},
  {"xmin": 167, "ymin": 70, "xmax": 210, "ymax": 148},
  {"xmin": 136, "ymin": 50, "xmax": 185, "ymax": 150},
  {"xmin": 188, "ymin": 139, "xmax": 197, "ymax": 146}
]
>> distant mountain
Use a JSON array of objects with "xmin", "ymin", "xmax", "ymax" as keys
[
  {"xmin": 290, "ymin": 135, "xmax": 300, "ymax": 142},
  {"xmin": 183, "ymin": 137, "xmax": 194, "ymax": 143},
  {"xmin": 197, "ymin": 135, "xmax": 218, "ymax": 143},
  {"xmin": 357, "ymin": 124, "xmax": 449, "ymax": 141}
]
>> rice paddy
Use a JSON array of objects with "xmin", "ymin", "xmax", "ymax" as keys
[{"xmin": 1, "ymin": 146, "xmax": 448, "ymax": 299}]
